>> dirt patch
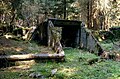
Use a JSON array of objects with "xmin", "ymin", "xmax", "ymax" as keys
[
  {"xmin": 0, "ymin": 37, "xmax": 13, "ymax": 47},
  {"xmin": 0, "ymin": 36, "xmax": 54, "ymax": 55},
  {"xmin": 0, "ymin": 37, "xmax": 28, "ymax": 55}
]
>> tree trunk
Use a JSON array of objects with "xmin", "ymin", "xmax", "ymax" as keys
[
  {"xmin": 87, "ymin": 0, "xmax": 90, "ymax": 28},
  {"xmin": 0, "ymin": 52, "xmax": 65, "ymax": 61},
  {"xmin": 89, "ymin": 0, "xmax": 93, "ymax": 29},
  {"xmin": 63, "ymin": 0, "xmax": 66, "ymax": 19}
]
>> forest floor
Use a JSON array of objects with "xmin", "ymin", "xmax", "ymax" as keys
[
  {"xmin": 100, "ymin": 39, "xmax": 120, "ymax": 54},
  {"xmin": 0, "ymin": 36, "xmax": 120, "ymax": 79},
  {"xmin": 0, "ymin": 36, "xmax": 54, "ymax": 55}
]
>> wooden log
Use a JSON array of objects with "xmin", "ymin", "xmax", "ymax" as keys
[{"xmin": 0, "ymin": 51, "xmax": 65, "ymax": 61}]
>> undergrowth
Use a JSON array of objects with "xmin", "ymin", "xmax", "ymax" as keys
[{"xmin": 0, "ymin": 48, "xmax": 120, "ymax": 79}]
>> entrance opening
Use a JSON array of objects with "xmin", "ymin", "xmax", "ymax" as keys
[{"xmin": 61, "ymin": 27, "xmax": 79, "ymax": 47}]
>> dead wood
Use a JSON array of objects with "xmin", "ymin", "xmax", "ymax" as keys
[
  {"xmin": 87, "ymin": 58, "xmax": 105, "ymax": 65},
  {"xmin": 0, "ymin": 51, "xmax": 65, "ymax": 61}
]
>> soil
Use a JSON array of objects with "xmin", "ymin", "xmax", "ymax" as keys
[{"xmin": 0, "ymin": 36, "xmax": 54, "ymax": 55}]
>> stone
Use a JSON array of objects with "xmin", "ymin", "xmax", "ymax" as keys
[
  {"xmin": 29, "ymin": 72, "xmax": 42, "ymax": 78},
  {"xmin": 51, "ymin": 69, "xmax": 57, "ymax": 76}
]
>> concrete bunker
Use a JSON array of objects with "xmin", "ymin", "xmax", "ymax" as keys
[
  {"xmin": 40, "ymin": 19, "xmax": 81, "ymax": 47},
  {"xmin": 33, "ymin": 18, "xmax": 103, "ymax": 55}
]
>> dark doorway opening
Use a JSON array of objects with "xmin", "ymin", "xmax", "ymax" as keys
[{"xmin": 61, "ymin": 27, "xmax": 80, "ymax": 47}]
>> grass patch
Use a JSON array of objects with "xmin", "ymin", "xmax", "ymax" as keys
[
  {"xmin": 0, "ymin": 48, "xmax": 120, "ymax": 79},
  {"xmin": 100, "ymin": 39, "xmax": 120, "ymax": 53}
]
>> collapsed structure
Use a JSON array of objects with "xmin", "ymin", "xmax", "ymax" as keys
[{"xmin": 33, "ymin": 18, "xmax": 103, "ymax": 55}]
